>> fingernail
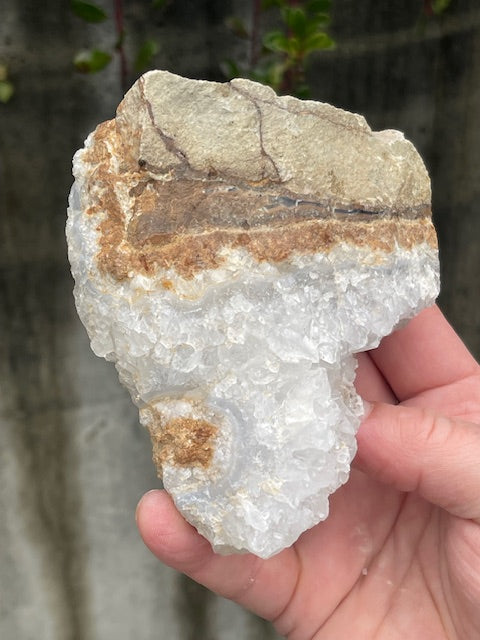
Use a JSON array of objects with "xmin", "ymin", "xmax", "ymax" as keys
[
  {"xmin": 135, "ymin": 489, "xmax": 159, "ymax": 523},
  {"xmin": 362, "ymin": 399, "xmax": 373, "ymax": 418}
]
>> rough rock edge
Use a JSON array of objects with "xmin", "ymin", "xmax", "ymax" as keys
[{"xmin": 74, "ymin": 70, "xmax": 437, "ymax": 282}]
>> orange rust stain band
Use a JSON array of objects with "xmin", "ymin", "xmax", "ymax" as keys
[{"xmin": 82, "ymin": 119, "xmax": 437, "ymax": 282}]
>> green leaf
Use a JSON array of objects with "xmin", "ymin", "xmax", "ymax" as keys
[
  {"xmin": 286, "ymin": 37, "xmax": 301, "ymax": 57},
  {"xmin": 74, "ymin": 49, "xmax": 112, "ymax": 73},
  {"xmin": 0, "ymin": 80, "xmax": 14, "ymax": 103},
  {"xmin": 294, "ymin": 83, "xmax": 310, "ymax": 99},
  {"xmin": 223, "ymin": 58, "xmax": 244, "ymax": 77},
  {"xmin": 71, "ymin": 0, "xmax": 108, "ymax": 23},
  {"xmin": 135, "ymin": 39, "xmax": 159, "ymax": 72},
  {"xmin": 303, "ymin": 31, "xmax": 335, "ymax": 54},
  {"xmin": 152, "ymin": 0, "xmax": 168, "ymax": 7},
  {"xmin": 432, "ymin": 0, "xmax": 452, "ymax": 14},
  {"xmin": 263, "ymin": 61, "xmax": 287, "ymax": 88},
  {"xmin": 263, "ymin": 30, "xmax": 290, "ymax": 53},
  {"xmin": 282, "ymin": 7, "xmax": 308, "ymax": 39}
]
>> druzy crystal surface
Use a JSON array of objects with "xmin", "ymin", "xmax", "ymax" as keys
[{"xmin": 66, "ymin": 71, "xmax": 439, "ymax": 558}]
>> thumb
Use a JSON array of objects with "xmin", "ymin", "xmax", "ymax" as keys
[{"xmin": 355, "ymin": 403, "xmax": 480, "ymax": 522}]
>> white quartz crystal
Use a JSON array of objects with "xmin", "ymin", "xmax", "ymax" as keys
[{"xmin": 66, "ymin": 71, "xmax": 440, "ymax": 558}]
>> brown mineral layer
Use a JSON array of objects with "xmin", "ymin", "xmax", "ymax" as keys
[
  {"xmin": 79, "ymin": 70, "xmax": 436, "ymax": 282},
  {"xmin": 148, "ymin": 412, "xmax": 218, "ymax": 469}
]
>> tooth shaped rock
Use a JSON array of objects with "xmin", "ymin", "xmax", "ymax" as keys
[{"xmin": 66, "ymin": 70, "xmax": 439, "ymax": 559}]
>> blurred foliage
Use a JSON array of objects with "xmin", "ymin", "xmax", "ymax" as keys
[
  {"xmin": 71, "ymin": 0, "xmax": 169, "ymax": 84},
  {"xmin": 0, "ymin": 0, "xmax": 457, "ymax": 106},
  {"xmin": 0, "ymin": 63, "xmax": 14, "ymax": 103},
  {"xmin": 67, "ymin": 0, "xmax": 454, "ymax": 99},
  {"xmin": 223, "ymin": 0, "xmax": 335, "ymax": 98},
  {"xmin": 71, "ymin": 0, "xmax": 108, "ymax": 23},
  {"xmin": 134, "ymin": 38, "xmax": 159, "ymax": 73},
  {"xmin": 74, "ymin": 48, "xmax": 112, "ymax": 73}
]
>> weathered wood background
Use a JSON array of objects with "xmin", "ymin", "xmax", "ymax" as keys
[{"xmin": 1, "ymin": 1, "xmax": 479, "ymax": 638}]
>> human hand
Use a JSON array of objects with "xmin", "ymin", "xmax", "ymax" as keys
[{"xmin": 136, "ymin": 305, "xmax": 480, "ymax": 639}]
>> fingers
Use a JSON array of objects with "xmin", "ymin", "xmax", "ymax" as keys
[
  {"xmin": 136, "ymin": 490, "xmax": 299, "ymax": 621},
  {"xmin": 370, "ymin": 305, "xmax": 479, "ymax": 402},
  {"xmin": 355, "ymin": 351, "xmax": 397, "ymax": 404},
  {"xmin": 356, "ymin": 402, "xmax": 480, "ymax": 522}
]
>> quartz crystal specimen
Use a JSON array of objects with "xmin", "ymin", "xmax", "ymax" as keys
[{"xmin": 66, "ymin": 70, "xmax": 440, "ymax": 559}]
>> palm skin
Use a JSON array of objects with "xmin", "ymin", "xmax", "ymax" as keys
[{"xmin": 137, "ymin": 306, "xmax": 480, "ymax": 639}]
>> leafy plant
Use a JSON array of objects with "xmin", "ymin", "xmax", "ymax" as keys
[
  {"xmin": 71, "ymin": 0, "xmax": 168, "ymax": 91},
  {"xmin": 223, "ymin": 0, "xmax": 335, "ymax": 98}
]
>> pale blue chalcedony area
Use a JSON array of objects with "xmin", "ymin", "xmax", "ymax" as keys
[{"xmin": 68, "ymin": 171, "xmax": 439, "ymax": 557}]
